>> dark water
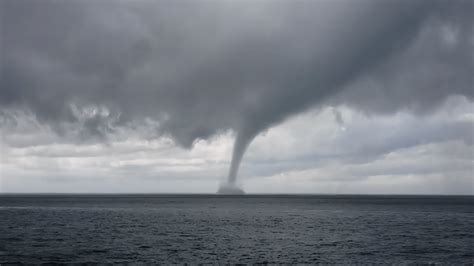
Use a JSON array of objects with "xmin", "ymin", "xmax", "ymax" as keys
[{"xmin": 0, "ymin": 194, "xmax": 473, "ymax": 264}]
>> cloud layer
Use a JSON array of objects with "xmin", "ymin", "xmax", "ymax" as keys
[{"xmin": 2, "ymin": 0, "xmax": 472, "ymax": 140}]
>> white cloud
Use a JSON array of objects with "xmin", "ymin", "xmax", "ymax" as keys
[{"xmin": 1, "ymin": 98, "xmax": 472, "ymax": 194}]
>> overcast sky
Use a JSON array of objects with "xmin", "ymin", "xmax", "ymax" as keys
[{"xmin": 1, "ymin": 0, "xmax": 473, "ymax": 194}]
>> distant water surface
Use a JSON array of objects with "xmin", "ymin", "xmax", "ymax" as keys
[{"xmin": 1, "ymin": 194, "xmax": 473, "ymax": 264}]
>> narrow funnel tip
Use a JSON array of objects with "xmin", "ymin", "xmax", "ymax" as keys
[{"xmin": 217, "ymin": 183, "xmax": 245, "ymax": 195}]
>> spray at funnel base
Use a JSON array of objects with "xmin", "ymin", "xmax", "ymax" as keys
[{"xmin": 217, "ymin": 183, "xmax": 245, "ymax": 195}]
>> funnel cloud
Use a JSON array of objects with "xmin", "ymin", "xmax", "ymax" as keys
[{"xmin": 1, "ymin": 0, "xmax": 473, "ymax": 193}]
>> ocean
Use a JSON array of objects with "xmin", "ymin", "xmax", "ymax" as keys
[{"xmin": 1, "ymin": 194, "xmax": 472, "ymax": 264}]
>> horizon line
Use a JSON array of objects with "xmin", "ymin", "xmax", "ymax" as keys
[{"xmin": 0, "ymin": 192, "xmax": 472, "ymax": 197}]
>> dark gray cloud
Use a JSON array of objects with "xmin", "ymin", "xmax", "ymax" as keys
[
  {"xmin": 332, "ymin": 2, "xmax": 474, "ymax": 114},
  {"xmin": 1, "ymin": 0, "xmax": 473, "ymax": 185}
]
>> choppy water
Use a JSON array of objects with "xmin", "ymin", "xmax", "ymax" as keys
[{"xmin": 0, "ymin": 194, "xmax": 473, "ymax": 264}]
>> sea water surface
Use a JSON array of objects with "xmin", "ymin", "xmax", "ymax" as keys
[{"xmin": 0, "ymin": 194, "xmax": 473, "ymax": 264}]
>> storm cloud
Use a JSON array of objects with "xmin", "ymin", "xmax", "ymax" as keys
[{"xmin": 1, "ymin": 0, "xmax": 473, "ymax": 188}]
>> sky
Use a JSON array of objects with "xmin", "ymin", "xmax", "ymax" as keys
[{"xmin": 0, "ymin": 0, "xmax": 473, "ymax": 194}]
